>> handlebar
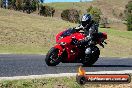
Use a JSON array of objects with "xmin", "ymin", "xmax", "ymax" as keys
[{"xmin": 99, "ymin": 39, "xmax": 107, "ymax": 48}]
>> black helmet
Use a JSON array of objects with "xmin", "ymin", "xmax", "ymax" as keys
[{"xmin": 81, "ymin": 14, "xmax": 92, "ymax": 27}]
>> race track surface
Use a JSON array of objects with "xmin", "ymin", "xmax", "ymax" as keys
[{"xmin": 0, "ymin": 54, "xmax": 132, "ymax": 77}]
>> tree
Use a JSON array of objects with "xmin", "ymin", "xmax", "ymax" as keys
[
  {"xmin": 8, "ymin": 0, "xmax": 16, "ymax": 9},
  {"xmin": 87, "ymin": 6, "xmax": 102, "ymax": 24},
  {"xmin": 0, "ymin": 0, "xmax": 6, "ymax": 8},
  {"xmin": 39, "ymin": 0, "xmax": 43, "ymax": 3},
  {"xmin": 125, "ymin": 1, "xmax": 132, "ymax": 31}
]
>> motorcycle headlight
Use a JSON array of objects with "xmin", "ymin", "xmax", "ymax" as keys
[{"xmin": 60, "ymin": 42, "xmax": 66, "ymax": 45}]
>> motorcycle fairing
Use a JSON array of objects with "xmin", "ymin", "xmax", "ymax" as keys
[{"xmin": 55, "ymin": 31, "xmax": 85, "ymax": 62}]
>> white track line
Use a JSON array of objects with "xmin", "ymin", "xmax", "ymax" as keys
[{"xmin": 0, "ymin": 70, "xmax": 132, "ymax": 80}]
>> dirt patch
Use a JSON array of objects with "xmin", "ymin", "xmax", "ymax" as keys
[{"xmin": 108, "ymin": 23, "xmax": 127, "ymax": 31}]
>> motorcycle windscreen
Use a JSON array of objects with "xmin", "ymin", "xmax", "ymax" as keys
[{"xmin": 60, "ymin": 28, "xmax": 76, "ymax": 38}]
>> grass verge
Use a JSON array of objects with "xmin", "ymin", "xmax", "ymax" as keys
[{"xmin": 0, "ymin": 77, "xmax": 132, "ymax": 88}]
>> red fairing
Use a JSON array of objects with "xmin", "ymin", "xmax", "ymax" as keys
[
  {"xmin": 54, "ymin": 30, "xmax": 85, "ymax": 62},
  {"xmin": 57, "ymin": 33, "xmax": 85, "ymax": 44},
  {"xmin": 56, "ymin": 29, "xmax": 66, "ymax": 43},
  {"xmin": 54, "ymin": 44, "xmax": 63, "ymax": 56},
  {"xmin": 102, "ymin": 32, "xmax": 107, "ymax": 39},
  {"xmin": 71, "ymin": 33, "xmax": 85, "ymax": 40},
  {"xmin": 97, "ymin": 32, "xmax": 107, "ymax": 45},
  {"xmin": 57, "ymin": 36, "xmax": 72, "ymax": 44}
]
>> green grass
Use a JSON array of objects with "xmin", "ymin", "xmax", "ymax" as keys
[
  {"xmin": 0, "ymin": 8, "xmax": 131, "ymax": 57},
  {"xmin": 0, "ymin": 8, "xmax": 76, "ymax": 54},
  {"xmin": 0, "ymin": 77, "xmax": 81, "ymax": 88},
  {"xmin": 0, "ymin": 77, "xmax": 131, "ymax": 88},
  {"xmin": 99, "ymin": 28, "xmax": 132, "ymax": 57},
  {"xmin": 0, "ymin": 45, "xmax": 49, "ymax": 54},
  {"xmin": 45, "ymin": 0, "xmax": 129, "ymax": 10},
  {"xmin": 45, "ymin": 2, "xmax": 91, "ymax": 10}
]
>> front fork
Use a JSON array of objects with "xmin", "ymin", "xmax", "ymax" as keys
[
  {"xmin": 54, "ymin": 44, "xmax": 78, "ymax": 62},
  {"xmin": 54, "ymin": 44, "xmax": 64, "ymax": 56}
]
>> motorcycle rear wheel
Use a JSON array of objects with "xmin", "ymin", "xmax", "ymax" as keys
[
  {"xmin": 45, "ymin": 47, "xmax": 61, "ymax": 66},
  {"xmin": 82, "ymin": 46, "xmax": 100, "ymax": 66}
]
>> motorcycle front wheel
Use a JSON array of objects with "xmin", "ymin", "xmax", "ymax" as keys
[{"xmin": 45, "ymin": 47, "xmax": 61, "ymax": 66}]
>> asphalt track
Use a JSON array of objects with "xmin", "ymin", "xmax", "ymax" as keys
[{"xmin": 0, "ymin": 54, "xmax": 132, "ymax": 77}]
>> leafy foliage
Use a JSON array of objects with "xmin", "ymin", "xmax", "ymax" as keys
[
  {"xmin": 61, "ymin": 9, "xmax": 80, "ymax": 23},
  {"xmin": 39, "ymin": 5, "xmax": 55, "ymax": 17},
  {"xmin": 0, "ymin": 0, "xmax": 39, "ymax": 13},
  {"xmin": 125, "ymin": 1, "xmax": 132, "ymax": 31},
  {"xmin": 87, "ymin": 6, "xmax": 102, "ymax": 24},
  {"xmin": 15, "ymin": 0, "xmax": 23, "ymax": 10}
]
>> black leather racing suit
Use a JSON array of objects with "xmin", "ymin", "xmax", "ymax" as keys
[{"xmin": 74, "ymin": 21, "xmax": 99, "ymax": 46}]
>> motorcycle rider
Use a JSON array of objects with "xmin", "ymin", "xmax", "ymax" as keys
[{"xmin": 74, "ymin": 14, "xmax": 99, "ymax": 56}]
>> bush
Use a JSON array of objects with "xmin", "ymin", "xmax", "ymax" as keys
[
  {"xmin": 119, "ymin": 12, "xmax": 124, "ymax": 20},
  {"xmin": 0, "ymin": 0, "xmax": 39, "ymax": 13},
  {"xmin": 7, "ymin": 0, "xmax": 17, "ymax": 10},
  {"xmin": 100, "ymin": 17, "xmax": 109, "ymax": 28},
  {"xmin": 15, "ymin": 0, "xmax": 23, "ymax": 10},
  {"xmin": 22, "ymin": 0, "xmax": 39, "ymax": 14},
  {"xmin": 0, "ymin": 0, "xmax": 17, "ymax": 9},
  {"xmin": 125, "ymin": 1, "xmax": 132, "ymax": 31},
  {"xmin": 22, "ymin": 1, "xmax": 32, "ymax": 14},
  {"xmin": 0, "ymin": 0, "xmax": 7, "ymax": 8},
  {"xmin": 31, "ymin": 0, "xmax": 37, "ymax": 11},
  {"xmin": 0, "ymin": 0, "xmax": 2, "ymax": 7},
  {"xmin": 87, "ymin": 6, "xmax": 102, "ymax": 24},
  {"xmin": 39, "ymin": 5, "xmax": 55, "ymax": 17},
  {"xmin": 61, "ymin": 9, "xmax": 80, "ymax": 23}
]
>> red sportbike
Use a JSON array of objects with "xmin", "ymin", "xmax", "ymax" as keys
[{"xmin": 45, "ymin": 28, "xmax": 107, "ymax": 66}]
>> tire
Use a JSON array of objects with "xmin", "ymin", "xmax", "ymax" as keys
[
  {"xmin": 83, "ymin": 46, "xmax": 100, "ymax": 66},
  {"xmin": 45, "ymin": 47, "xmax": 61, "ymax": 66}
]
